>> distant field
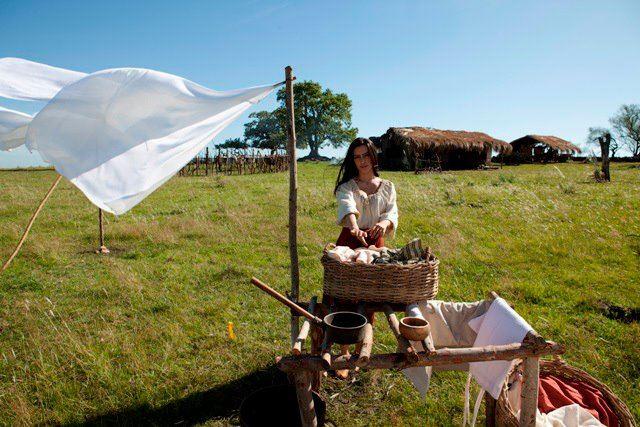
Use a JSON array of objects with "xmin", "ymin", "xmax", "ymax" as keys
[{"xmin": 0, "ymin": 162, "xmax": 638, "ymax": 425}]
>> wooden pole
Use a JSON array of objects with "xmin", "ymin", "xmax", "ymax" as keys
[
  {"xmin": 293, "ymin": 371, "xmax": 317, "ymax": 427},
  {"xmin": 519, "ymin": 357, "xmax": 540, "ymax": 427},
  {"xmin": 293, "ymin": 297, "xmax": 318, "ymax": 355},
  {"xmin": 278, "ymin": 340, "xmax": 563, "ymax": 372},
  {"xmin": 2, "ymin": 174, "xmax": 62, "ymax": 272},
  {"xmin": 285, "ymin": 65, "xmax": 300, "ymax": 346},
  {"xmin": 96, "ymin": 209, "xmax": 110, "ymax": 254},
  {"xmin": 485, "ymin": 394, "xmax": 497, "ymax": 427}
]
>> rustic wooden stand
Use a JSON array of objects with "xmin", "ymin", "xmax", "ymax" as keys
[{"xmin": 278, "ymin": 293, "xmax": 564, "ymax": 427}]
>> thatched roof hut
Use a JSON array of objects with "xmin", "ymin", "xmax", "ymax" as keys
[
  {"xmin": 373, "ymin": 127, "xmax": 512, "ymax": 171},
  {"xmin": 509, "ymin": 135, "xmax": 581, "ymax": 163}
]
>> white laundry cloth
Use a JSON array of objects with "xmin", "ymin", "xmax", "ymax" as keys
[
  {"xmin": 0, "ymin": 57, "xmax": 86, "ymax": 101},
  {"xmin": 467, "ymin": 297, "xmax": 533, "ymax": 399},
  {"xmin": 0, "ymin": 58, "xmax": 279, "ymax": 214},
  {"xmin": 515, "ymin": 405, "xmax": 605, "ymax": 427},
  {"xmin": 25, "ymin": 68, "xmax": 277, "ymax": 214},
  {"xmin": 0, "ymin": 106, "xmax": 32, "ymax": 151},
  {"xmin": 326, "ymin": 246, "xmax": 356, "ymax": 262}
]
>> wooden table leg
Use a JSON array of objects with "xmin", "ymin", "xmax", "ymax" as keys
[
  {"xmin": 485, "ymin": 393, "xmax": 497, "ymax": 427},
  {"xmin": 310, "ymin": 322, "xmax": 323, "ymax": 391},
  {"xmin": 294, "ymin": 370, "xmax": 317, "ymax": 427},
  {"xmin": 519, "ymin": 357, "xmax": 539, "ymax": 427}
]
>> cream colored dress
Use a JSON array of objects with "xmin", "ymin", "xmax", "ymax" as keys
[{"xmin": 336, "ymin": 178, "xmax": 398, "ymax": 235}]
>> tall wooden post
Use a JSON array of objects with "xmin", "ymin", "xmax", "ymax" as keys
[
  {"xmin": 285, "ymin": 66, "xmax": 300, "ymax": 345},
  {"xmin": 97, "ymin": 208, "xmax": 109, "ymax": 254},
  {"xmin": 519, "ymin": 357, "xmax": 539, "ymax": 427}
]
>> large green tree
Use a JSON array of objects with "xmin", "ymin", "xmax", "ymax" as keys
[{"xmin": 243, "ymin": 81, "xmax": 357, "ymax": 159}]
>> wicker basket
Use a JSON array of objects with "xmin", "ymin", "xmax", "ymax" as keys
[
  {"xmin": 321, "ymin": 250, "xmax": 439, "ymax": 304},
  {"xmin": 496, "ymin": 358, "xmax": 636, "ymax": 427}
]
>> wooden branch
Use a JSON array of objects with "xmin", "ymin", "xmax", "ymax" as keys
[
  {"xmin": 356, "ymin": 323, "xmax": 373, "ymax": 367},
  {"xmin": 519, "ymin": 357, "xmax": 539, "ymax": 427},
  {"xmin": 293, "ymin": 370, "xmax": 317, "ymax": 427},
  {"xmin": 293, "ymin": 297, "xmax": 317, "ymax": 355},
  {"xmin": 285, "ymin": 65, "xmax": 300, "ymax": 347},
  {"xmin": 2, "ymin": 174, "xmax": 62, "ymax": 273},
  {"xmin": 383, "ymin": 305, "xmax": 418, "ymax": 362},
  {"xmin": 278, "ymin": 340, "xmax": 564, "ymax": 372}
]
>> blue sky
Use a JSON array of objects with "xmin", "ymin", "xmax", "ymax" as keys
[{"xmin": 1, "ymin": 0, "xmax": 639, "ymax": 167}]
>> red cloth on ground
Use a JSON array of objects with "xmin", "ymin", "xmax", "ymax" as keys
[
  {"xmin": 538, "ymin": 372, "xmax": 619, "ymax": 427},
  {"xmin": 335, "ymin": 227, "xmax": 384, "ymax": 249}
]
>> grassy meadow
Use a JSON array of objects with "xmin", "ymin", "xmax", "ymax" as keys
[{"xmin": 0, "ymin": 162, "xmax": 638, "ymax": 425}]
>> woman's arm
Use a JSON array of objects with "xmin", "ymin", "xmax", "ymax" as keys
[{"xmin": 371, "ymin": 182, "xmax": 398, "ymax": 239}]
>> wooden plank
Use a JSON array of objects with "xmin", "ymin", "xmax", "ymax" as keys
[
  {"xmin": 293, "ymin": 371, "xmax": 317, "ymax": 427},
  {"xmin": 285, "ymin": 65, "xmax": 300, "ymax": 347},
  {"xmin": 519, "ymin": 357, "xmax": 539, "ymax": 427},
  {"xmin": 293, "ymin": 297, "xmax": 318, "ymax": 355},
  {"xmin": 278, "ymin": 340, "xmax": 563, "ymax": 372},
  {"xmin": 382, "ymin": 305, "xmax": 418, "ymax": 362}
]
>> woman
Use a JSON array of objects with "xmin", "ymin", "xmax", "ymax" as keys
[
  {"xmin": 332, "ymin": 137, "xmax": 398, "ymax": 378},
  {"xmin": 334, "ymin": 138, "xmax": 398, "ymax": 249}
]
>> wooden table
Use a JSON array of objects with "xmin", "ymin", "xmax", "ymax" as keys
[{"xmin": 281, "ymin": 293, "xmax": 564, "ymax": 427}]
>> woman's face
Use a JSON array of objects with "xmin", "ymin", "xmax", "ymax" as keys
[{"xmin": 352, "ymin": 145, "xmax": 372, "ymax": 174}]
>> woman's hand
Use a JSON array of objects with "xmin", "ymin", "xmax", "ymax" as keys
[
  {"xmin": 370, "ymin": 220, "xmax": 391, "ymax": 239},
  {"xmin": 350, "ymin": 226, "xmax": 368, "ymax": 247}
]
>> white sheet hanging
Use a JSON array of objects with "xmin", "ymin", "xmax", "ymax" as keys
[
  {"xmin": 0, "ymin": 106, "xmax": 32, "ymax": 151},
  {"xmin": 23, "ymin": 67, "xmax": 278, "ymax": 214},
  {"xmin": 0, "ymin": 57, "xmax": 86, "ymax": 101}
]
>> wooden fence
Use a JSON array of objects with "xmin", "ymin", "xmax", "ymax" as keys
[{"xmin": 179, "ymin": 148, "xmax": 289, "ymax": 176}]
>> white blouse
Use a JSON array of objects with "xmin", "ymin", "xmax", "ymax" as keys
[{"xmin": 336, "ymin": 178, "xmax": 398, "ymax": 235}]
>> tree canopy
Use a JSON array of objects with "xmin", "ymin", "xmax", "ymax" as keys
[
  {"xmin": 243, "ymin": 81, "xmax": 357, "ymax": 159},
  {"xmin": 610, "ymin": 104, "xmax": 640, "ymax": 158},
  {"xmin": 218, "ymin": 137, "xmax": 249, "ymax": 149}
]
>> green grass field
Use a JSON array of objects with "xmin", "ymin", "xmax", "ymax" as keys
[{"xmin": 1, "ymin": 162, "xmax": 638, "ymax": 426}]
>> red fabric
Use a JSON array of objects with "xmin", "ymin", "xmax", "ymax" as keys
[
  {"xmin": 335, "ymin": 227, "xmax": 384, "ymax": 249},
  {"xmin": 538, "ymin": 372, "xmax": 619, "ymax": 427}
]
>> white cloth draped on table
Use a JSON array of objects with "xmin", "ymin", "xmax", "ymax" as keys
[
  {"xmin": 0, "ymin": 106, "xmax": 32, "ymax": 151},
  {"xmin": 0, "ymin": 58, "xmax": 278, "ymax": 214}
]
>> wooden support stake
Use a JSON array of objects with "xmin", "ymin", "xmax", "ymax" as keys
[
  {"xmin": 96, "ymin": 208, "xmax": 110, "ymax": 254},
  {"xmin": 356, "ymin": 302, "xmax": 373, "ymax": 366},
  {"xmin": 356, "ymin": 323, "xmax": 373, "ymax": 367},
  {"xmin": 293, "ymin": 297, "xmax": 317, "ymax": 355},
  {"xmin": 2, "ymin": 174, "xmax": 62, "ymax": 273},
  {"xmin": 519, "ymin": 357, "xmax": 539, "ymax": 427},
  {"xmin": 485, "ymin": 393, "xmax": 497, "ymax": 427},
  {"xmin": 285, "ymin": 65, "xmax": 300, "ymax": 347},
  {"xmin": 383, "ymin": 305, "xmax": 418, "ymax": 362},
  {"xmin": 320, "ymin": 332, "xmax": 332, "ymax": 370},
  {"xmin": 293, "ymin": 370, "xmax": 317, "ymax": 427}
]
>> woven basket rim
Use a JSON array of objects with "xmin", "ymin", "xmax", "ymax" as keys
[{"xmin": 497, "ymin": 358, "xmax": 636, "ymax": 427}]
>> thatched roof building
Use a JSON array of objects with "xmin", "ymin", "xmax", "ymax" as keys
[
  {"xmin": 509, "ymin": 135, "xmax": 581, "ymax": 163},
  {"xmin": 372, "ymin": 127, "xmax": 512, "ymax": 171}
]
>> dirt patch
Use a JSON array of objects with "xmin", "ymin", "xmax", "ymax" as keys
[{"xmin": 597, "ymin": 301, "xmax": 640, "ymax": 323}]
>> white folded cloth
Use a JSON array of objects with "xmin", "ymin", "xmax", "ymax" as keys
[{"xmin": 467, "ymin": 297, "xmax": 533, "ymax": 399}]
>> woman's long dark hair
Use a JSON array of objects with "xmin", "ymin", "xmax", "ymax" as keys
[{"xmin": 334, "ymin": 138, "xmax": 380, "ymax": 194}]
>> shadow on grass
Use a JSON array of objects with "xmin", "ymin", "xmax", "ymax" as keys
[{"xmin": 61, "ymin": 365, "xmax": 287, "ymax": 426}]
